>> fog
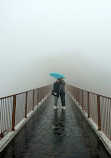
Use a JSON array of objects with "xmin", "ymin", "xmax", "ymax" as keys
[{"xmin": 0, "ymin": 0, "xmax": 111, "ymax": 97}]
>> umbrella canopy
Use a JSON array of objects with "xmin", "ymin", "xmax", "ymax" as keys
[{"xmin": 50, "ymin": 72, "xmax": 65, "ymax": 79}]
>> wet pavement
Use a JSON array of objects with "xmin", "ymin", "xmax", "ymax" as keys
[{"xmin": 0, "ymin": 93, "xmax": 111, "ymax": 158}]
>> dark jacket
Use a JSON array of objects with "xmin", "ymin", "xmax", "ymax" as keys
[
  {"xmin": 59, "ymin": 80, "xmax": 66, "ymax": 94},
  {"xmin": 53, "ymin": 82, "xmax": 60, "ymax": 97}
]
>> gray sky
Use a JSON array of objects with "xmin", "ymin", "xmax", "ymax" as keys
[{"xmin": 0, "ymin": 0, "xmax": 111, "ymax": 97}]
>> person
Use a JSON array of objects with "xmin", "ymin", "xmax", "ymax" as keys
[
  {"xmin": 52, "ymin": 78, "xmax": 60, "ymax": 109},
  {"xmin": 59, "ymin": 78, "xmax": 66, "ymax": 109}
]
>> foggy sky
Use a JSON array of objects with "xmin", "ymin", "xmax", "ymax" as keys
[{"xmin": 0, "ymin": 0, "xmax": 111, "ymax": 97}]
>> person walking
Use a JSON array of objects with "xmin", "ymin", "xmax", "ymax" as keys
[
  {"xmin": 52, "ymin": 79, "xmax": 60, "ymax": 109},
  {"xmin": 59, "ymin": 78, "xmax": 66, "ymax": 109}
]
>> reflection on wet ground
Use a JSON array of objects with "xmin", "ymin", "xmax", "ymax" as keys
[{"xmin": 0, "ymin": 93, "xmax": 111, "ymax": 158}]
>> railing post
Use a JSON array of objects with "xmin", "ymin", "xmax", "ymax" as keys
[
  {"xmin": 41, "ymin": 88, "xmax": 42, "ymax": 99},
  {"xmin": 82, "ymin": 90, "xmax": 84, "ymax": 110},
  {"xmin": 97, "ymin": 95, "xmax": 101, "ymax": 131},
  {"xmin": 78, "ymin": 89, "xmax": 79, "ymax": 102},
  {"xmin": 37, "ymin": 88, "xmax": 39, "ymax": 105},
  {"xmin": 87, "ymin": 92, "xmax": 90, "ymax": 118},
  {"xmin": 0, "ymin": 133, "xmax": 3, "ymax": 139},
  {"xmin": 40, "ymin": 88, "xmax": 42, "ymax": 101},
  {"xmin": 32, "ymin": 90, "xmax": 34, "ymax": 110},
  {"xmin": 43, "ymin": 87, "xmax": 44, "ymax": 99},
  {"xmin": 41, "ymin": 88, "xmax": 42, "ymax": 101},
  {"xmin": 37, "ymin": 89, "xmax": 38, "ymax": 105},
  {"xmin": 25, "ymin": 92, "xmax": 27, "ymax": 118},
  {"xmin": 12, "ymin": 95, "xmax": 16, "ymax": 131}
]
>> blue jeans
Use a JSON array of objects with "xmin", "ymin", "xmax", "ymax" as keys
[
  {"xmin": 60, "ymin": 93, "xmax": 65, "ymax": 106},
  {"xmin": 54, "ymin": 96, "xmax": 58, "ymax": 106},
  {"xmin": 54, "ymin": 93, "xmax": 65, "ymax": 106}
]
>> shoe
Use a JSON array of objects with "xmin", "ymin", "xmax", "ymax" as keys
[
  {"xmin": 62, "ymin": 106, "xmax": 65, "ymax": 110},
  {"xmin": 54, "ymin": 106, "xmax": 58, "ymax": 109}
]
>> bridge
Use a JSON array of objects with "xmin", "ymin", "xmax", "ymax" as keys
[{"xmin": 0, "ymin": 85, "xmax": 111, "ymax": 158}]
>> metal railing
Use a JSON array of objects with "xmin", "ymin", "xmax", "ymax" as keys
[
  {"xmin": 67, "ymin": 85, "xmax": 111, "ymax": 140},
  {"xmin": 0, "ymin": 85, "xmax": 52, "ymax": 138}
]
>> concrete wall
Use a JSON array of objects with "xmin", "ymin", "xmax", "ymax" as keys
[{"xmin": 0, "ymin": 0, "xmax": 111, "ymax": 97}]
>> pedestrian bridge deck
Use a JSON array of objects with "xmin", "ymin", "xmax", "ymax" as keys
[{"xmin": 0, "ymin": 93, "xmax": 110, "ymax": 158}]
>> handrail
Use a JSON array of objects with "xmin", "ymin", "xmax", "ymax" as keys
[
  {"xmin": 0, "ymin": 85, "xmax": 51, "ymax": 100},
  {"xmin": 67, "ymin": 85, "xmax": 111, "ymax": 140},
  {"xmin": 0, "ymin": 85, "xmax": 52, "ymax": 139},
  {"xmin": 73, "ymin": 86, "xmax": 111, "ymax": 100}
]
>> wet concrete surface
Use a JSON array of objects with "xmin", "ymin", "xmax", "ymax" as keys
[{"xmin": 0, "ymin": 93, "xmax": 111, "ymax": 158}]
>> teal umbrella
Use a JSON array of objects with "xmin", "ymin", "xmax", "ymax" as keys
[{"xmin": 50, "ymin": 72, "xmax": 65, "ymax": 79}]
